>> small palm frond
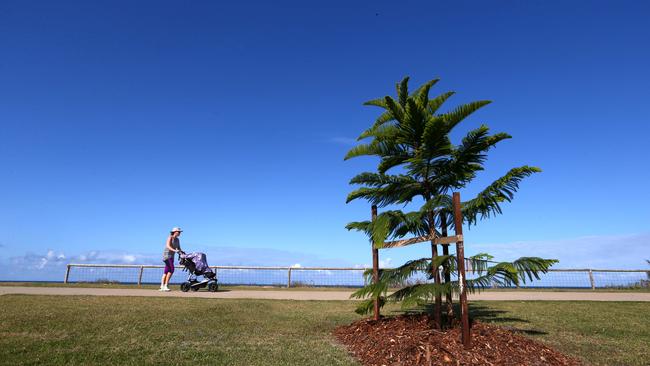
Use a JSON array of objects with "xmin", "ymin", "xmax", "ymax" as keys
[
  {"xmin": 389, "ymin": 282, "xmax": 453, "ymax": 308},
  {"xmin": 397, "ymin": 76, "xmax": 410, "ymax": 106},
  {"xmin": 353, "ymin": 297, "xmax": 386, "ymax": 315},
  {"xmin": 378, "ymin": 258, "xmax": 431, "ymax": 285},
  {"xmin": 343, "ymin": 141, "xmax": 381, "ymax": 160},
  {"xmin": 349, "ymin": 172, "xmax": 416, "ymax": 187},
  {"xmin": 357, "ymin": 112, "xmax": 396, "ymax": 140},
  {"xmin": 441, "ymin": 100, "xmax": 491, "ymax": 132},
  {"xmin": 512, "ymin": 257, "xmax": 558, "ymax": 283},
  {"xmin": 428, "ymin": 91, "xmax": 455, "ymax": 114},
  {"xmin": 413, "ymin": 78, "xmax": 440, "ymax": 108},
  {"xmin": 350, "ymin": 280, "xmax": 389, "ymax": 300},
  {"xmin": 363, "ymin": 98, "xmax": 388, "ymax": 108},
  {"xmin": 462, "ymin": 166, "xmax": 541, "ymax": 226},
  {"xmin": 344, "ymin": 220, "xmax": 371, "ymax": 236}
]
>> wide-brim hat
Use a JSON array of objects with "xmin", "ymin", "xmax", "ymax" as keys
[{"xmin": 171, "ymin": 227, "xmax": 183, "ymax": 233}]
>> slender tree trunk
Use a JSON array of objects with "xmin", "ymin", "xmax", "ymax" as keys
[
  {"xmin": 440, "ymin": 213, "xmax": 453, "ymax": 326},
  {"xmin": 428, "ymin": 211, "xmax": 442, "ymax": 329},
  {"xmin": 371, "ymin": 205, "xmax": 380, "ymax": 321}
]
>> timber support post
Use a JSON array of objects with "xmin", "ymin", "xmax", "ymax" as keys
[
  {"xmin": 64, "ymin": 264, "xmax": 71, "ymax": 284},
  {"xmin": 138, "ymin": 266, "xmax": 144, "ymax": 286},
  {"xmin": 372, "ymin": 205, "xmax": 380, "ymax": 321},
  {"xmin": 453, "ymin": 192, "xmax": 471, "ymax": 349},
  {"xmin": 287, "ymin": 267, "xmax": 292, "ymax": 288}
]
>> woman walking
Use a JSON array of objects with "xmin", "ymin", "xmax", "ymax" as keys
[{"xmin": 160, "ymin": 227, "xmax": 183, "ymax": 291}]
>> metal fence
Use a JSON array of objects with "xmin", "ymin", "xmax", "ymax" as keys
[{"xmin": 63, "ymin": 264, "xmax": 650, "ymax": 289}]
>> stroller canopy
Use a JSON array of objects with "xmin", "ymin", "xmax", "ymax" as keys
[{"xmin": 181, "ymin": 252, "xmax": 213, "ymax": 275}]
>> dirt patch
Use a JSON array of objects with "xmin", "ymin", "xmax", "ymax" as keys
[{"xmin": 333, "ymin": 314, "xmax": 582, "ymax": 366}]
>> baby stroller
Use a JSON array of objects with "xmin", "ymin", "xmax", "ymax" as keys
[{"xmin": 178, "ymin": 251, "xmax": 219, "ymax": 292}]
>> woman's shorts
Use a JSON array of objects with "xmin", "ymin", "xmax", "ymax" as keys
[{"xmin": 163, "ymin": 258, "xmax": 175, "ymax": 274}]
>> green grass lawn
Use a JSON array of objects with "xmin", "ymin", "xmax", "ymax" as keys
[
  {"xmin": 2, "ymin": 281, "xmax": 649, "ymax": 292},
  {"xmin": 468, "ymin": 301, "xmax": 650, "ymax": 366},
  {"xmin": 0, "ymin": 295, "xmax": 648, "ymax": 365}
]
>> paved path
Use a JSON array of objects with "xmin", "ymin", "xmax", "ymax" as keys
[{"xmin": 1, "ymin": 286, "xmax": 649, "ymax": 301}]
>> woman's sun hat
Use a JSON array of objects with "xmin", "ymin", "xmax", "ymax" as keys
[{"xmin": 171, "ymin": 227, "xmax": 183, "ymax": 233}]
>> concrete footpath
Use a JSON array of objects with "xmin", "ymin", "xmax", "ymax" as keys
[{"xmin": 1, "ymin": 286, "xmax": 650, "ymax": 301}]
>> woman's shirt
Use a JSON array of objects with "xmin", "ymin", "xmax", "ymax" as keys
[{"xmin": 163, "ymin": 237, "xmax": 180, "ymax": 260}]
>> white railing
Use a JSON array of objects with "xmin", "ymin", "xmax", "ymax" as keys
[
  {"xmin": 64, "ymin": 264, "xmax": 367, "ymax": 288},
  {"xmin": 62, "ymin": 263, "xmax": 650, "ymax": 289}
]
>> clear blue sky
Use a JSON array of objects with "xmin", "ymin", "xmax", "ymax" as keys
[{"xmin": 1, "ymin": 0, "xmax": 649, "ymax": 279}]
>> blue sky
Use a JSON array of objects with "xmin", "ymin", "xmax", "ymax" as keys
[{"xmin": 1, "ymin": 0, "xmax": 649, "ymax": 280}]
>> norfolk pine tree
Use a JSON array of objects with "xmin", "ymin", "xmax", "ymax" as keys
[{"xmin": 345, "ymin": 76, "xmax": 557, "ymax": 328}]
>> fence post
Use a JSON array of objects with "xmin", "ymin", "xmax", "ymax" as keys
[
  {"xmin": 138, "ymin": 266, "xmax": 144, "ymax": 287},
  {"xmin": 287, "ymin": 267, "xmax": 292, "ymax": 288},
  {"xmin": 64, "ymin": 264, "xmax": 71, "ymax": 284},
  {"xmin": 588, "ymin": 269, "xmax": 595, "ymax": 290}
]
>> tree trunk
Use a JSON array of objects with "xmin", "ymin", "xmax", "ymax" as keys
[
  {"xmin": 372, "ymin": 205, "xmax": 380, "ymax": 321},
  {"xmin": 440, "ymin": 213, "xmax": 453, "ymax": 326},
  {"xmin": 428, "ymin": 211, "xmax": 442, "ymax": 329}
]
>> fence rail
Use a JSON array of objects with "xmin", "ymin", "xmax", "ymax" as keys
[{"xmin": 63, "ymin": 263, "xmax": 650, "ymax": 289}]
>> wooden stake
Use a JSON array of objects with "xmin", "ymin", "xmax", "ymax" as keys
[
  {"xmin": 453, "ymin": 192, "xmax": 471, "ymax": 348},
  {"xmin": 372, "ymin": 205, "xmax": 380, "ymax": 321}
]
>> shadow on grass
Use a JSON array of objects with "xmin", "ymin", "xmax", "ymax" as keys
[
  {"xmin": 386, "ymin": 303, "xmax": 548, "ymax": 336},
  {"xmin": 470, "ymin": 304, "xmax": 547, "ymax": 336}
]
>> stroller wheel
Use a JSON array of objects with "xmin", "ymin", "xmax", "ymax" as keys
[
  {"xmin": 180, "ymin": 282, "xmax": 191, "ymax": 292},
  {"xmin": 208, "ymin": 282, "xmax": 219, "ymax": 292}
]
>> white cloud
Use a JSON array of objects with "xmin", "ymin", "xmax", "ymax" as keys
[
  {"xmin": 0, "ymin": 245, "xmax": 353, "ymax": 281},
  {"xmin": 379, "ymin": 257, "xmax": 393, "ymax": 268},
  {"xmin": 468, "ymin": 233, "xmax": 650, "ymax": 269},
  {"xmin": 354, "ymin": 257, "xmax": 393, "ymax": 269},
  {"xmin": 122, "ymin": 255, "xmax": 137, "ymax": 263}
]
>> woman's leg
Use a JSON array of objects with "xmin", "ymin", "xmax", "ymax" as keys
[{"xmin": 163, "ymin": 259, "xmax": 174, "ymax": 288}]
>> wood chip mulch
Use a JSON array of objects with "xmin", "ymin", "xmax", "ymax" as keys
[{"xmin": 333, "ymin": 314, "xmax": 583, "ymax": 366}]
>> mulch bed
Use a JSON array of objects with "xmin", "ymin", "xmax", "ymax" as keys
[{"xmin": 333, "ymin": 314, "xmax": 583, "ymax": 366}]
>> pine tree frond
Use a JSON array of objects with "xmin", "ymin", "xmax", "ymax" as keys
[
  {"xmin": 345, "ymin": 221, "xmax": 372, "ymax": 236},
  {"xmin": 384, "ymin": 96, "xmax": 405, "ymax": 123},
  {"xmin": 377, "ymin": 154, "xmax": 411, "ymax": 174},
  {"xmin": 462, "ymin": 166, "xmax": 542, "ymax": 226},
  {"xmin": 397, "ymin": 76, "xmax": 410, "ymax": 106},
  {"xmin": 343, "ymin": 142, "xmax": 380, "ymax": 160},
  {"xmin": 421, "ymin": 115, "xmax": 454, "ymax": 159},
  {"xmin": 512, "ymin": 257, "xmax": 558, "ymax": 283},
  {"xmin": 389, "ymin": 282, "xmax": 453, "ymax": 308},
  {"xmin": 413, "ymin": 78, "xmax": 440, "ymax": 107},
  {"xmin": 379, "ymin": 258, "xmax": 431, "ymax": 285},
  {"xmin": 349, "ymin": 172, "xmax": 415, "ymax": 187},
  {"xmin": 351, "ymin": 280, "xmax": 389, "ymax": 299},
  {"xmin": 357, "ymin": 112, "xmax": 397, "ymax": 140},
  {"xmin": 363, "ymin": 98, "xmax": 389, "ymax": 108},
  {"xmin": 354, "ymin": 297, "xmax": 386, "ymax": 315},
  {"xmin": 428, "ymin": 91, "xmax": 455, "ymax": 114},
  {"xmin": 442, "ymin": 100, "xmax": 491, "ymax": 131}
]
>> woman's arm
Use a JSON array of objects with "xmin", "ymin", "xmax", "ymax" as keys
[{"xmin": 166, "ymin": 236, "xmax": 175, "ymax": 251}]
